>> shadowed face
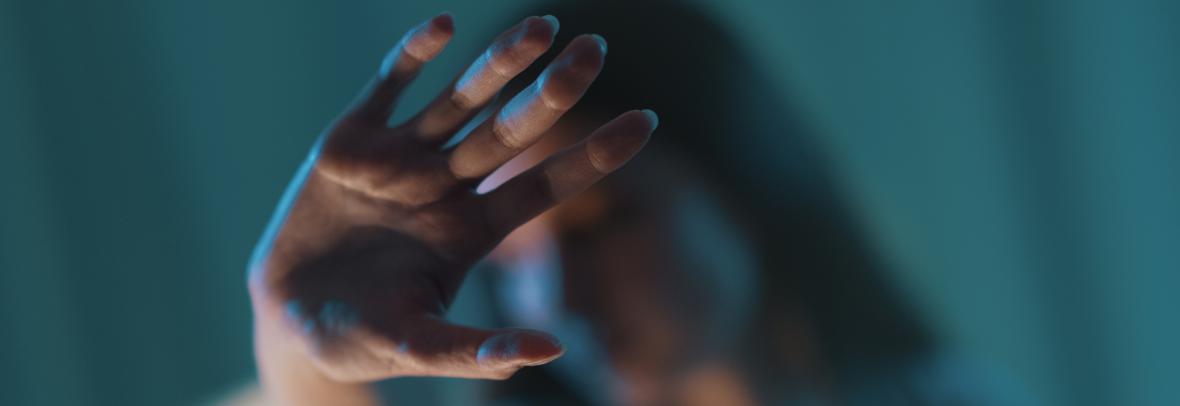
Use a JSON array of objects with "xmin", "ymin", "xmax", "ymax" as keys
[{"xmin": 486, "ymin": 115, "xmax": 759, "ymax": 405}]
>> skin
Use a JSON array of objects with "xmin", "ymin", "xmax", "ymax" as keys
[
  {"xmin": 248, "ymin": 13, "xmax": 658, "ymax": 405},
  {"xmin": 489, "ymin": 138, "xmax": 761, "ymax": 405}
]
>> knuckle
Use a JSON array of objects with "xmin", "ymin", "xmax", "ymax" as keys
[
  {"xmin": 585, "ymin": 144, "xmax": 612, "ymax": 174},
  {"xmin": 448, "ymin": 88, "xmax": 481, "ymax": 111},
  {"xmin": 488, "ymin": 24, "xmax": 551, "ymax": 74},
  {"xmin": 490, "ymin": 46, "xmax": 534, "ymax": 77},
  {"xmin": 516, "ymin": 17, "xmax": 557, "ymax": 50},
  {"xmin": 536, "ymin": 84, "xmax": 571, "ymax": 111},
  {"xmin": 491, "ymin": 121, "xmax": 525, "ymax": 149}
]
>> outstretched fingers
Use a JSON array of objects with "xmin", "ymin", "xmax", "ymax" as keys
[
  {"xmin": 350, "ymin": 13, "xmax": 455, "ymax": 123},
  {"xmin": 483, "ymin": 109, "xmax": 658, "ymax": 236},
  {"xmin": 448, "ymin": 34, "xmax": 608, "ymax": 182},
  {"xmin": 411, "ymin": 15, "xmax": 560, "ymax": 145}
]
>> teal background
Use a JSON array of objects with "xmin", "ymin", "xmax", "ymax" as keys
[{"xmin": 1, "ymin": 0, "xmax": 1177, "ymax": 405}]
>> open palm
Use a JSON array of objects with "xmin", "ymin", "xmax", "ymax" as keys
[{"xmin": 248, "ymin": 13, "xmax": 657, "ymax": 383}]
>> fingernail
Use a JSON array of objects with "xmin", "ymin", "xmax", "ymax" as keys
[
  {"xmin": 589, "ymin": 34, "xmax": 607, "ymax": 54},
  {"xmin": 519, "ymin": 355, "xmax": 560, "ymax": 367},
  {"xmin": 477, "ymin": 330, "xmax": 564, "ymax": 367},
  {"xmin": 541, "ymin": 15, "xmax": 560, "ymax": 33},
  {"xmin": 432, "ymin": 12, "xmax": 454, "ymax": 33},
  {"xmin": 642, "ymin": 109, "xmax": 659, "ymax": 129}
]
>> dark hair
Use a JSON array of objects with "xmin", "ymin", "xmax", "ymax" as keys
[{"xmin": 510, "ymin": 0, "xmax": 935, "ymax": 396}]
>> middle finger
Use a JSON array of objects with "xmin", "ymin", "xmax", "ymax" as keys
[{"xmin": 447, "ymin": 34, "xmax": 608, "ymax": 182}]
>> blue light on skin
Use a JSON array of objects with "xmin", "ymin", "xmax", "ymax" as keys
[
  {"xmin": 476, "ymin": 329, "xmax": 563, "ymax": 368},
  {"xmin": 471, "ymin": 328, "xmax": 564, "ymax": 370},
  {"xmin": 247, "ymin": 137, "xmax": 323, "ymax": 287},
  {"xmin": 476, "ymin": 331, "xmax": 524, "ymax": 364},
  {"xmin": 454, "ymin": 16, "xmax": 560, "ymax": 109},
  {"xmin": 495, "ymin": 79, "xmax": 548, "ymax": 147},
  {"xmin": 250, "ymin": 137, "xmax": 364, "ymax": 340},
  {"xmin": 493, "ymin": 34, "xmax": 607, "ymax": 148}
]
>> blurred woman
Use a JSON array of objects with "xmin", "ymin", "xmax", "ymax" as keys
[
  {"xmin": 244, "ymin": 1, "xmax": 1005, "ymax": 405},
  {"xmin": 476, "ymin": 1, "xmax": 938, "ymax": 404}
]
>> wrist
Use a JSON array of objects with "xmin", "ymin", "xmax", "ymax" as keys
[{"xmin": 252, "ymin": 300, "xmax": 382, "ymax": 405}]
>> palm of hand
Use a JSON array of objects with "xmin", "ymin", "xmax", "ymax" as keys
[{"xmin": 248, "ymin": 13, "xmax": 657, "ymax": 382}]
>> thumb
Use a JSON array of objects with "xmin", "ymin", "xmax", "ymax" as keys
[
  {"xmin": 477, "ymin": 329, "xmax": 565, "ymax": 369},
  {"xmin": 404, "ymin": 317, "xmax": 565, "ymax": 379}
]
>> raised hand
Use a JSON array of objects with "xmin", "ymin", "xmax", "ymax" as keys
[{"xmin": 247, "ymin": 11, "xmax": 657, "ymax": 393}]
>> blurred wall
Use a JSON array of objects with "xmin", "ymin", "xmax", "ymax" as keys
[{"xmin": 1, "ymin": 0, "xmax": 1177, "ymax": 405}]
